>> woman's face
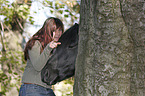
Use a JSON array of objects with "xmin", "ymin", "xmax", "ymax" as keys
[{"xmin": 53, "ymin": 28, "xmax": 62, "ymax": 42}]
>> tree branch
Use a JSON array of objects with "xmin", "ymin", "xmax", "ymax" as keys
[
  {"xmin": 0, "ymin": 22, "xmax": 6, "ymax": 52},
  {"xmin": 16, "ymin": 18, "xmax": 24, "ymax": 31}
]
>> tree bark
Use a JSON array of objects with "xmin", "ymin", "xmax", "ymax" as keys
[
  {"xmin": 120, "ymin": 0, "xmax": 145, "ymax": 96},
  {"xmin": 74, "ymin": 0, "xmax": 144, "ymax": 96}
]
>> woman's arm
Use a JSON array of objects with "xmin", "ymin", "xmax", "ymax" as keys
[{"xmin": 28, "ymin": 40, "xmax": 53, "ymax": 71}]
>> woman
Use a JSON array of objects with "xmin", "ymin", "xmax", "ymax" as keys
[{"xmin": 19, "ymin": 17, "xmax": 64, "ymax": 96}]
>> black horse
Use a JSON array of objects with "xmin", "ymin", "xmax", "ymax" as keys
[{"xmin": 41, "ymin": 23, "xmax": 79, "ymax": 85}]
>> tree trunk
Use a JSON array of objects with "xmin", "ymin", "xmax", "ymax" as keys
[{"xmin": 74, "ymin": 0, "xmax": 144, "ymax": 96}]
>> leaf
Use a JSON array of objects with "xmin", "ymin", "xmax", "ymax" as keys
[
  {"xmin": 14, "ymin": 72, "xmax": 18, "ymax": 75},
  {"xmin": 50, "ymin": 10, "xmax": 54, "ymax": 13},
  {"xmin": 64, "ymin": 14, "xmax": 69, "ymax": 17},
  {"xmin": 58, "ymin": 10, "xmax": 63, "ymax": 14},
  {"xmin": 9, "ymin": 70, "xmax": 12, "ymax": 74},
  {"xmin": 69, "ymin": 12, "xmax": 73, "ymax": 16},
  {"xmin": 60, "ymin": 4, "xmax": 65, "ymax": 8},
  {"xmin": 65, "ymin": 9, "xmax": 69, "ymax": 12}
]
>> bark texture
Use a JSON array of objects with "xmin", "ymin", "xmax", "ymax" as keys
[{"xmin": 74, "ymin": 0, "xmax": 144, "ymax": 96}]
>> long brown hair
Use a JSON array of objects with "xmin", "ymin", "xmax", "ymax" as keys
[{"xmin": 24, "ymin": 17, "xmax": 64, "ymax": 60}]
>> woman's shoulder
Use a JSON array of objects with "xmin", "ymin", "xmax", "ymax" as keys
[
  {"xmin": 28, "ymin": 40, "xmax": 42, "ymax": 53},
  {"xmin": 35, "ymin": 40, "xmax": 41, "ymax": 45},
  {"xmin": 32, "ymin": 40, "xmax": 41, "ymax": 49}
]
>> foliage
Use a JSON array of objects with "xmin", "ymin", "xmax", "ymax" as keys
[
  {"xmin": 42, "ymin": 0, "xmax": 80, "ymax": 26},
  {"xmin": 0, "ymin": 46, "xmax": 26, "ymax": 95},
  {"xmin": 54, "ymin": 77, "xmax": 74, "ymax": 96},
  {"xmin": 0, "ymin": 0, "xmax": 33, "ymax": 94},
  {"xmin": 0, "ymin": 0, "xmax": 34, "ymax": 30}
]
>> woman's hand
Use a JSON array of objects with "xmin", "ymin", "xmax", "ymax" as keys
[{"xmin": 49, "ymin": 41, "xmax": 61, "ymax": 48}]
